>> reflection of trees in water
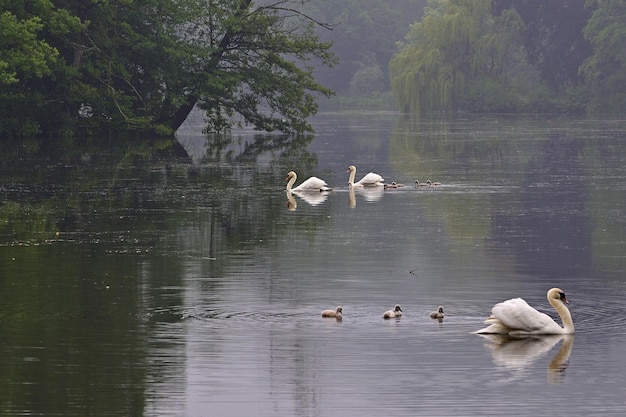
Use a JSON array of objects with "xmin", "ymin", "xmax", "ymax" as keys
[
  {"xmin": 0, "ymin": 133, "xmax": 333, "ymax": 416},
  {"xmin": 0, "ymin": 132, "xmax": 326, "ymax": 244},
  {"xmin": 197, "ymin": 132, "xmax": 316, "ymax": 164},
  {"xmin": 389, "ymin": 114, "xmax": 626, "ymax": 280},
  {"xmin": 491, "ymin": 134, "xmax": 592, "ymax": 280}
]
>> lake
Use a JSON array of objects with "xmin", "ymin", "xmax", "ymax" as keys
[{"xmin": 1, "ymin": 112, "xmax": 626, "ymax": 416}]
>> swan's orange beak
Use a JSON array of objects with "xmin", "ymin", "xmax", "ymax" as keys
[{"xmin": 560, "ymin": 293, "xmax": 570, "ymax": 304}]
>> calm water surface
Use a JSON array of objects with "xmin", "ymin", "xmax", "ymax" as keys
[{"xmin": 2, "ymin": 113, "xmax": 626, "ymax": 416}]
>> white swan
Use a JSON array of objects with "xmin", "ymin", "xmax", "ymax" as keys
[
  {"xmin": 347, "ymin": 165, "xmax": 384, "ymax": 187},
  {"xmin": 430, "ymin": 306, "xmax": 445, "ymax": 319},
  {"xmin": 286, "ymin": 171, "xmax": 331, "ymax": 192},
  {"xmin": 474, "ymin": 288, "xmax": 574, "ymax": 335},
  {"xmin": 383, "ymin": 304, "xmax": 402, "ymax": 319},
  {"xmin": 321, "ymin": 306, "xmax": 343, "ymax": 319}
]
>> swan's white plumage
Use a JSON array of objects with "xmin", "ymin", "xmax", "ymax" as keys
[
  {"xmin": 286, "ymin": 171, "xmax": 330, "ymax": 192},
  {"xmin": 347, "ymin": 165, "xmax": 384, "ymax": 187},
  {"xmin": 475, "ymin": 288, "xmax": 574, "ymax": 335}
]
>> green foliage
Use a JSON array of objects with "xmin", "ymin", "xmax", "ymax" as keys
[
  {"xmin": 0, "ymin": 12, "xmax": 57, "ymax": 84},
  {"xmin": 391, "ymin": 0, "xmax": 626, "ymax": 115},
  {"xmin": 0, "ymin": 0, "xmax": 335, "ymax": 138},
  {"xmin": 390, "ymin": 0, "xmax": 524, "ymax": 113},
  {"xmin": 389, "ymin": 0, "xmax": 626, "ymax": 113},
  {"xmin": 349, "ymin": 64, "xmax": 385, "ymax": 96},
  {"xmin": 462, "ymin": 78, "xmax": 521, "ymax": 112},
  {"xmin": 494, "ymin": 0, "xmax": 593, "ymax": 93},
  {"xmin": 581, "ymin": 0, "xmax": 626, "ymax": 113}
]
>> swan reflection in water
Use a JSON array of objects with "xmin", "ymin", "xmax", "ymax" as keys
[
  {"xmin": 478, "ymin": 334, "xmax": 574, "ymax": 384},
  {"xmin": 354, "ymin": 185, "xmax": 384, "ymax": 202},
  {"xmin": 285, "ymin": 190, "xmax": 329, "ymax": 210},
  {"xmin": 347, "ymin": 186, "xmax": 384, "ymax": 208},
  {"xmin": 285, "ymin": 191, "xmax": 297, "ymax": 211}
]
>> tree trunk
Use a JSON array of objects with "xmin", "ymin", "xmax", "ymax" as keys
[
  {"xmin": 167, "ymin": 94, "xmax": 198, "ymax": 132},
  {"xmin": 164, "ymin": 0, "xmax": 252, "ymax": 132}
]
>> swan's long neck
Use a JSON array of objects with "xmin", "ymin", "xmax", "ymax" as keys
[
  {"xmin": 549, "ymin": 296, "xmax": 575, "ymax": 334},
  {"xmin": 286, "ymin": 174, "xmax": 297, "ymax": 191},
  {"xmin": 348, "ymin": 168, "xmax": 356, "ymax": 186}
]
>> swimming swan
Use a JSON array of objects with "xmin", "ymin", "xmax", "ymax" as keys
[
  {"xmin": 347, "ymin": 165, "xmax": 384, "ymax": 187},
  {"xmin": 430, "ymin": 306, "xmax": 445, "ymax": 319},
  {"xmin": 322, "ymin": 306, "xmax": 343, "ymax": 319},
  {"xmin": 415, "ymin": 180, "xmax": 430, "ymax": 187},
  {"xmin": 474, "ymin": 288, "xmax": 574, "ymax": 335},
  {"xmin": 286, "ymin": 171, "xmax": 331, "ymax": 192},
  {"xmin": 383, "ymin": 304, "xmax": 403, "ymax": 319}
]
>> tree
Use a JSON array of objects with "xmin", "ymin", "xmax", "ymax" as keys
[
  {"xmin": 0, "ymin": 0, "xmax": 335, "ymax": 138},
  {"xmin": 493, "ymin": 0, "xmax": 593, "ymax": 93},
  {"xmin": 0, "ymin": 12, "xmax": 57, "ymax": 85},
  {"xmin": 389, "ymin": 0, "xmax": 523, "ymax": 113},
  {"xmin": 580, "ymin": 0, "xmax": 626, "ymax": 112},
  {"xmin": 0, "ymin": 2, "xmax": 83, "ymax": 137}
]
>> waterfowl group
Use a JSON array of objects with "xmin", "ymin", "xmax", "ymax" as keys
[
  {"xmin": 285, "ymin": 175, "xmax": 575, "ymax": 336},
  {"xmin": 284, "ymin": 165, "xmax": 443, "ymax": 196},
  {"xmin": 415, "ymin": 179, "xmax": 442, "ymax": 187},
  {"xmin": 320, "ymin": 303, "xmax": 446, "ymax": 321},
  {"xmin": 319, "ymin": 288, "xmax": 574, "ymax": 335}
]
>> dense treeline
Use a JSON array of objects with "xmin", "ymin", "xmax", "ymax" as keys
[
  {"xmin": 3, "ymin": 1, "xmax": 624, "ymax": 139},
  {"xmin": 0, "ymin": 0, "xmax": 334, "ymax": 138},
  {"xmin": 390, "ymin": 0, "xmax": 626, "ymax": 114}
]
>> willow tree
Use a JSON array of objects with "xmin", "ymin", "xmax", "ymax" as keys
[
  {"xmin": 389, "ymin": 0, "xmax": 523, "ymax": 113},
  {"xmin": 0, "ymin": 0, "xmax": 335, "ymax": 138}
]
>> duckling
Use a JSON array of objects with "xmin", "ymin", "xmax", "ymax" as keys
[
  {"xmin": 430, "ymin": 306, "xmax": 445, "ymax": 319},
  {"xmin": 383, "ymin": 304, "xmax": 403, "ymax": 319},
  {"xmin": 322, "ymin": 306, "xmax": 343, "ymax": 319},
  {"xmin": 384, "ymin": 182, "xmax": 406, "ymax": 190}
]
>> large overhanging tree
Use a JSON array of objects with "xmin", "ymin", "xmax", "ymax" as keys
[{"xmin": 0, "ymin": 0, "xmax": 335, "ymax": 138}]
